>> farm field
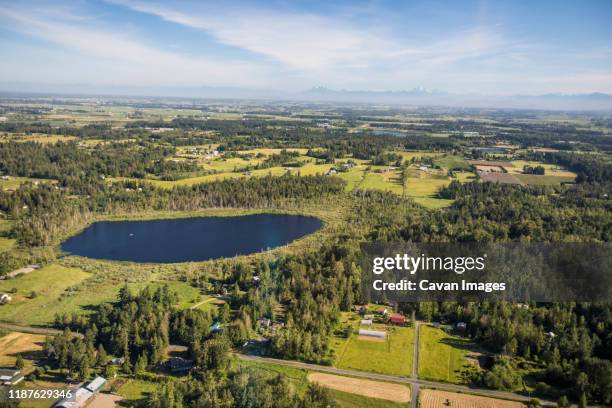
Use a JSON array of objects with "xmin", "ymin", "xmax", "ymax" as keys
[
  {"xmin": 334, "ymin": 326, "xmax": 414, "ymax": 376},
  {"xmin": 418, "ymin": 325, "xmax": 476, "ymax": 384},
  {"xmin": 307, "ymin": 372, "xmax": 410, "ymax": 403},
  {"xmin": 0, "ymin": 331, "xmax": 46, "ymax": 371},
  {"xmin": 419, "ymin": 389, "xmax": 525, "ymax": 408},
  {"xmin": 515, "ymin": 174, "xmax": 576, "ymax": 185}
]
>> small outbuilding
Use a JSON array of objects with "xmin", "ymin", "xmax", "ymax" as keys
[
  {"xmin": 358, "ymin": 329, "xmax": 386, "ymax": 339},
  {"xmin": 389, "ymin": 314, "xmax": 406, "ymax": 326},
  {"xmin": 360, "ymin": 319, "xmax": 373, "ymax": 326}
]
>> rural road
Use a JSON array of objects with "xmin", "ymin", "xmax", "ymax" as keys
[
  {"xmin": 236, "ymin": 354, "xmax": 556, "ymax": 407},
  {"xmin": 410, "ymin": 311, "xmax": 420, "ymax": 408},
  {"xmin": 0, "ymin": 321, "xmax": 84, "ymax": 338}
]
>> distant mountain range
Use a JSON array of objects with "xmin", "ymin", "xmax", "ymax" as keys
[
  {"xmin": 299, "ymin": 87, "xmax": 612, "ymax": 110},
  {"xmin": 2, "ymin": 82, "xmax": 612, "ymax": 111}
]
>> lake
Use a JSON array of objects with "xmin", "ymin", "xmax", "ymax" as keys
[{"xmin": 61, "ymin": 214, "xmax": 322, "ymax": 263}]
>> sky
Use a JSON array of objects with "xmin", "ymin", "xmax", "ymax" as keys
[{"xmin": 1, "ymin": 0, "xmax": 612, "ymax": 96}]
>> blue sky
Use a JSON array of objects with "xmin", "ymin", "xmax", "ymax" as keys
[{"xmin": 1, "ymin": 0, "xmax": 611, "ymax": 95}]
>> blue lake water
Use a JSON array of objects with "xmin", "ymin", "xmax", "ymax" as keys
[{"xmin": 61, "ymin": 214, "xmax": 322, "ymax": 263}]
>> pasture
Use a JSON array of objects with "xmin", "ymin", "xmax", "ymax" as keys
[
  {"xmin": 334, "ymin": 326, "xmax": 414, "ymax": 376},
  {"xmin": 418, "ymin": 325, "xmax": 476, "ymax": 384}
]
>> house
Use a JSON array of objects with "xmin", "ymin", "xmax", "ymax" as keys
[
  {"xmin": 363, "ymin": 314, "xmax": 374, "ymax": 320},
  {"xmin": 546, "ymin": 332, "xmax": 557, "ymax": 340},
  {"xmin": 110, "ymin": 357, "xmax": 125, "ymax": 365},
  {"xmin": 456, "ymin": 322, "xmax": 467, "ymax": 331},
  {"xmin": 0, "ymin": 292, "xmax": 12, "ymax": 304},
  {"xmin": 389, "ymin": 314, "xmax": 406, "ymax": 326},
  {"xmin": 360, "ymin": 319, "xmax": 373, "ymax": 326},
  {"xmin": 258, "ymin": 318, "xmax": 271, "ymax": 329},
  {"xmin": 376, "ymin": 308, "xmax": 388, "ymax": 316},
  {"xmin": 0, "ymin": 369, "xmax": 24, "ymax": 386},
  {"xmin": 358, "ymin": 329, "xmax": 386, "ymax": 339},
  {"xmin": 211, "ymin": 322, "xmax": 222, "ymax": 332},
  {"xmin": 433, "ymin": 322, "xmax": 441, "ymax": 328},
  {"xmin": 418, "ymin": 165, "xmax": 428, "ymax": 171},
  {"xmin": 167, "ymin": 357, "xmax": 194, "ymax": 373}
]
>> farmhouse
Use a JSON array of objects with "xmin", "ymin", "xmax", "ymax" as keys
[
  {"xmin": 389, "ymin": 314, "xmax": 406, "ymax": 326},
  {"xmin": 358, "ymin": 329, "xmax": 386, "ymax": 339},
  {"xmin": 0, "ymin": 369, "xmax": 24, "ymax": 386}
]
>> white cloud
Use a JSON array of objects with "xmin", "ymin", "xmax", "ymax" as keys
[
  {"xmin": 107, "ymin": 0, "xmax": 506, "ymax": 73},
  {"xmin": 0, "ymin": 6, "xmax": 273, "ymax": 88}
]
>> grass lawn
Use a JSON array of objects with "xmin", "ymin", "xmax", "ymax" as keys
[
  {"xmin": 418, "ymin": 325, "xmax": 474, "ymax": 384},
  {"xmin": 335, "ymin": 326, "xmax": 414, "ymax": 377},
  {"xmin": 116, "ymin": 378, "xmax": 158, "ymax": 401}
]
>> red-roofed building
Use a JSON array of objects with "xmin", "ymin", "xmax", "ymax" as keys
[{"xmin": 389, "ymin": 313, "xmax": 405, "ymax": 326}]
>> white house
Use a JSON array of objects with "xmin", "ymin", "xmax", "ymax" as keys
[{"xmin": 0, "ymin": 293, "xmax": 11, "ymax": 304}]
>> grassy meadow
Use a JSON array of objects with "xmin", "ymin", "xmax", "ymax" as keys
[{"xmin": 418, "ymin": 325, "xmax": 476, "ymax": 384}]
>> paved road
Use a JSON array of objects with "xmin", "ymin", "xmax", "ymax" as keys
[
  {"xmin": 236, "ymin": 354, "xmax": 555, "ymax": 407},
  {"xmin": 0, "ymin": 321, "xmax": 84, "ymax": 338},
  {"xmin": 410, "ymin": 311, "xmax": 420, "ymax": 408}
]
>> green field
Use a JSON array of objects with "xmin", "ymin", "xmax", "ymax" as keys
[
  {"xmin": 434, "ymin": 155, "xmax": 471, "ymax": 170},
  {"xmin": 418, "ymin": 325, "xmax": 475, "ymax": 384},
  {"xmin": 116, "ymin": 378, "xmax": 158, "ymax": 401},
  {"xmin": 335, "ymin": 326, "xmax": 414, "ymax": 376},
  {"xmin": 0, "ymin": 263, "xmax": 206, "ymax": 325}
]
